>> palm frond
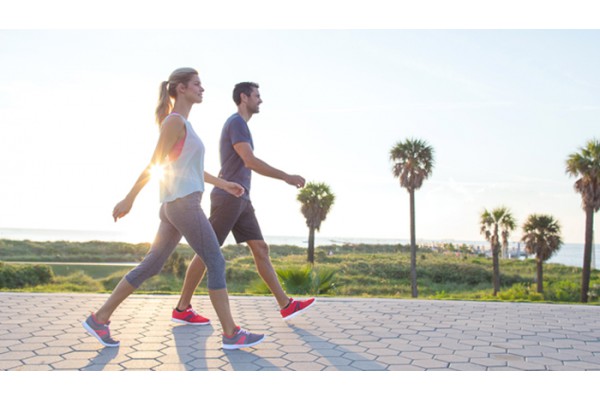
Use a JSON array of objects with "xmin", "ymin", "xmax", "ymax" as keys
[{"xmin": 390, "ymin": 138, "xmax": 435, "ymax": 191}]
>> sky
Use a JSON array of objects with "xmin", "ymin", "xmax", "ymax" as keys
[{"xmin": 1, "ymin": 5, "xmax": 600, "ymax": 245}]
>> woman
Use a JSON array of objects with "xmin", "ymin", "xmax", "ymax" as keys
[{"xmin": 82, "ymin": 67, "xmax": 264, "ymax": 350}]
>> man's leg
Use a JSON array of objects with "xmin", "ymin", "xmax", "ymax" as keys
[
  {"xmin": 176, "ymin": 254, "xmax": 206, "ymax": 311},
  {"xmin": 175, "ymin": 193, "xmax": 239, "ymax": 313},
  {"xmin": 246, "ymin": 239, "xmax": 316, "ymax": 320},
  {"xmin": 246, "ymin": 239, "xmax": 290, "ymax": 309}
]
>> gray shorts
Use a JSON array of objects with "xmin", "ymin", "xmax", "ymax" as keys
[
  {"xmin": 209, "ymin": 191, "xmax": 264, "ymax": 245},
  {"xmin": 125, "ymin": 191, "xmax": 227, "ymax": 290}
]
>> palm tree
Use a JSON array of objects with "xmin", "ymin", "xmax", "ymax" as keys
[
  {"xmin": 521, "ymin": 214, "xmax": 563, "ymax": 294},
  {"xmin": 566, "ymin": 139, "xmax": 600, "ymax": 303},
  {"xmin": 480, "ymin": 207, "xmax": 516, "ymax": 296},
  {"xmin": 297, "ymin": 182, "xmax": 335, "ymax": 263},
  {"xmin": 390, "ymin": 138, "xmax": 434, "ymax": 298}
]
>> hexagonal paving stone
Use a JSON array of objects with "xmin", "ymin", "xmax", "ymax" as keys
[
  {"xmin": 120, "ymin": 359, "xmax": 162, "ymax": 369},
  {"xmin": 286, "ymin": 362, "xmax": 325, "ymax": 371},
  {"xmin": 254, "ymin": 357, "xmax": 290, "ymax": 368},
  {"xmin": 411, "ymin": 358, "xmax": 449, "ymax": 369},
  {"xmin": 314, "ymin": 356, "xmax": 353, "ymax": 367},
  {"xmin": 283, "ymin": 353, "xmax": 318, "ymax": 362},
  {"xmin": 0, "ymin": 351, "xmax": 36, "ymax": 361},
  {"xmin": 0, "ymin": 360, "xmax": 24, "ymax": 370},
  {"xmin": 52, "ymin": 359, "xmax": 96, "ymax": 370},
  {"xmin": 127, "ymin": 351, "xmax": 164, "ymax": 359},
  {"xmin": 470, "ymin": 357, "xmax": 508, "ymax": 368},
  {"xmin": 8, "ymin": 342, "xmax": 47, "ymax": 352},
  {"xmin": 365, "ymin": 347, "xmax": 399, "ymax": 357}
]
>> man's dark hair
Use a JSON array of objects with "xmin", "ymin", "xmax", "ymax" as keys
[{"xmin": 233, "ymin": 82, "xmax": 259, "ymax": 105}]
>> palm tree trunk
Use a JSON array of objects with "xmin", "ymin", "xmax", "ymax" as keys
[
  {"xmin": 409, "ymin": 189, "xmax": 418, "ymax": 298},
  {"xmin": 307, "ymin": 226, "xmax": 316, "ymax": 264},
  {"xmin": 582, "ymin": 206, "xmax": 594, "ymax": 303},
  {"xmin": 492, "ymin": 245, "xmax": 500, "ymax": 296},
  {"xmin": 536, "ymin": 258, "xmax": 544, "ymax": 293}
]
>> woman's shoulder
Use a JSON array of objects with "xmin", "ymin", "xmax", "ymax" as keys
[
  {"xmin": 160, "ymin": 113, "xmax": 187, "ymax": 137},
  {"xmin": 162, "ymin": 113, "xmax": 187, "ymax": 128},
  {"xmin": 163, "ymin": 112, "xmax": 187, "ymax": 124}
]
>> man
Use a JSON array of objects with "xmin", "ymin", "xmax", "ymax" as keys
[{"xmin": 171, "ymin": 82, "xmax": 315, "ymax": 325}]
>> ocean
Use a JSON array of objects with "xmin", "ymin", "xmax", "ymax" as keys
[{"xmin": 0, "ymin": 227, "xmax": 597, "ymax": 269}]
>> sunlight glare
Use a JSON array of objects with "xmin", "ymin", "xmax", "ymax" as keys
[{"xmin": 149, "ymin": 164, "xmax": 165, "ymax": 182}]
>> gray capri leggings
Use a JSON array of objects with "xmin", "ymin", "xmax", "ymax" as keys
[{"xmin": 125, "ymin": 191, "xmax": 226, "ymax": 290}]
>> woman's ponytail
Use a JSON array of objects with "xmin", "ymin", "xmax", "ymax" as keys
[
  {"xmin": 154, "ymin": 68, "xmax": 198, "ymax": 125},
  {"xmin": 155, "ymin": 81, "xmax": 172, "ymax": 125}
]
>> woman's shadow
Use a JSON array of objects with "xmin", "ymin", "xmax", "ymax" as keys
[
  {"xmin": 81, "ymin": 346, "xmax": 120, "ymax": 370},
  {"xmin": 290, "ymin": 325, "xmax": 388, "ymax": 370}
]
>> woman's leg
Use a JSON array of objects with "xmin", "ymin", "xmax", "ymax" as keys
[
  {"xmin": 94, "ymin": 278, "xmax": 137, "ymax": 324},
  {"xmin": 95, "ymin": 205, "xmax": 182, "ymax": 323}
]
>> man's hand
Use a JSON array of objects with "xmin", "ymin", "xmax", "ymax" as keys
[{"xmin": 285, "ymin": 174, "xmax": 306, "ymax": 189}]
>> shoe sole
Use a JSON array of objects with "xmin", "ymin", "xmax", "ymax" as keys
[
  {"xmin": 171, "ymin": 318, "xmax": 211, "ymax": 326},
  {"xmin": 222, "ymin": 335, "xmax": 265, "ymax": 350},
  {"xmin": 282, "ymin": 299, "xmax": 317, "ymax": 321},
  {"xmin": 82, "ymin": 320, "xmax": 120, "ymax": 347}
]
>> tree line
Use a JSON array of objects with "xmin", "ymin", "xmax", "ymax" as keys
[{"xmin": 386, "ymin": 137, "xmax": 600, "ymax": 303}]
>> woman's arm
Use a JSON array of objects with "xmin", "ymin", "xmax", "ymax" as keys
[{"xmin": 112, "ymin": 117, "xmax": 185, "ymax": 221}]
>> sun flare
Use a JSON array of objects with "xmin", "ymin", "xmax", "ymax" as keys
[{"xmin": 149, "ymin": 164, "xmax": 165, "ymax": 181}]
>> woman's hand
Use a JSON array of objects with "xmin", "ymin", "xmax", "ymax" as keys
[
  {"xmin": 113, "ymin": 197, "xmax": 134, "ymax": 222},
  {"xmin": 223, "ymin": 181, "xmax": 245, "ymax": 198}
]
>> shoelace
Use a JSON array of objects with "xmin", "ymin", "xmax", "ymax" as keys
[{"xmin": 236, "ymin": 327, "xmax": 249, "ymax": 337}]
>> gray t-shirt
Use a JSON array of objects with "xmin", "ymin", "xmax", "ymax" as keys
[{"xmin": 213, "ymin": 113, "xmax": 253, "ymax": 199}]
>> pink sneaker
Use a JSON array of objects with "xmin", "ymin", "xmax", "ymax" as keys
[
  {"xmin": 171, "ymin": 305, "xmax": 210, "ymax": 325},
  {"xmin": 280, "ymin": 298, "xmax": 316, "ymax": 321}
]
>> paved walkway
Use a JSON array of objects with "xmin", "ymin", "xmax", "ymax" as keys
[{"xmin": 1, "ymin": 292, "xmax": 599, "ymax": 371}]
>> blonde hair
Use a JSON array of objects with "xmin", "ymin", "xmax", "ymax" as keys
[{"xmin": 155, "ymin": 67, "xmax": 199, "ymax": 125}]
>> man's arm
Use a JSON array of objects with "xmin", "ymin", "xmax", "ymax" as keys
[{"xmin": 234, "ymin": 142, "xmax": 305, "ymax": 188}]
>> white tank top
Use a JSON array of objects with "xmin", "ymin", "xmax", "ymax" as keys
[{"xmin": 159, "ymin": 113, "xmax": 205, "ymax": 203}]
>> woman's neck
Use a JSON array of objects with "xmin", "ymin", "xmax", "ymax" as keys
[{"xmin": 172, "ymin": 101, "xmax": 193, "ymax": 120}]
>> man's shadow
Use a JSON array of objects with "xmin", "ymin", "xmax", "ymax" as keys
[{"xmin": 172, "ymin": 324, "xmax": 214, "ymax": 370}]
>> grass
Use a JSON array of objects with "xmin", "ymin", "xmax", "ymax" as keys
[{"xmin": 1, "ymin": 241, "xmax": 599, "ymax": 304}]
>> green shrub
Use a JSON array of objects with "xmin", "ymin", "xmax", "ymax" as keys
[
  {"xmin": 245, "ymin": 278, "xmax": 271, "ymax": 295},
  {"xmin": 42, "ymin": 271, "xmax": 103, "ymax": 292},
  {"xmin": 498, "ymin": 283, "xmax": 532, "ymax": 301},
  {"xmin": 276, "ymin": 265, "xmax": 337, "ymax": 295},
  {"xmin": 528, "ymin": 291, "xmax": 544, "ymax": 301},
  {"xmin": 0, "ymin": 263, "xmax": 54, "ymax": 288},
  {"xmin": 546, "ymin": 280, "xmax": 580, "ymax": 302},
  {"xmin": 277, "ymin": 266, "xmax": 313, "ymax": 294},
  {"xmin": 589, "ymin": 283, "xmax": 600, "ymax": 302},
  {"xmin": 222, "ymin": 244, "xmax": 251, "ymax": 259},
  {"xmin": 137, "ymin": 274, "xmax": 182, "ymax": 293},
  {"xmin": 162, "ymin": 251, "xmax": 187, "ymax": 278},
  {"xmin": 422, "ymin": 264, "xmax": 491, "ymax": 285},
  {"xmin": 226, "ymin": 265, "xmax": 256, "ymax": 282},
  {"xmin": 100, "ymin": 270, "xmax": 127, "ymax": 291}
]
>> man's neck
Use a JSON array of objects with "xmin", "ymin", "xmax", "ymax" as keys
[{"xmin": 237, "ymin": 106, "xmax": 253, "ymax": 122}]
